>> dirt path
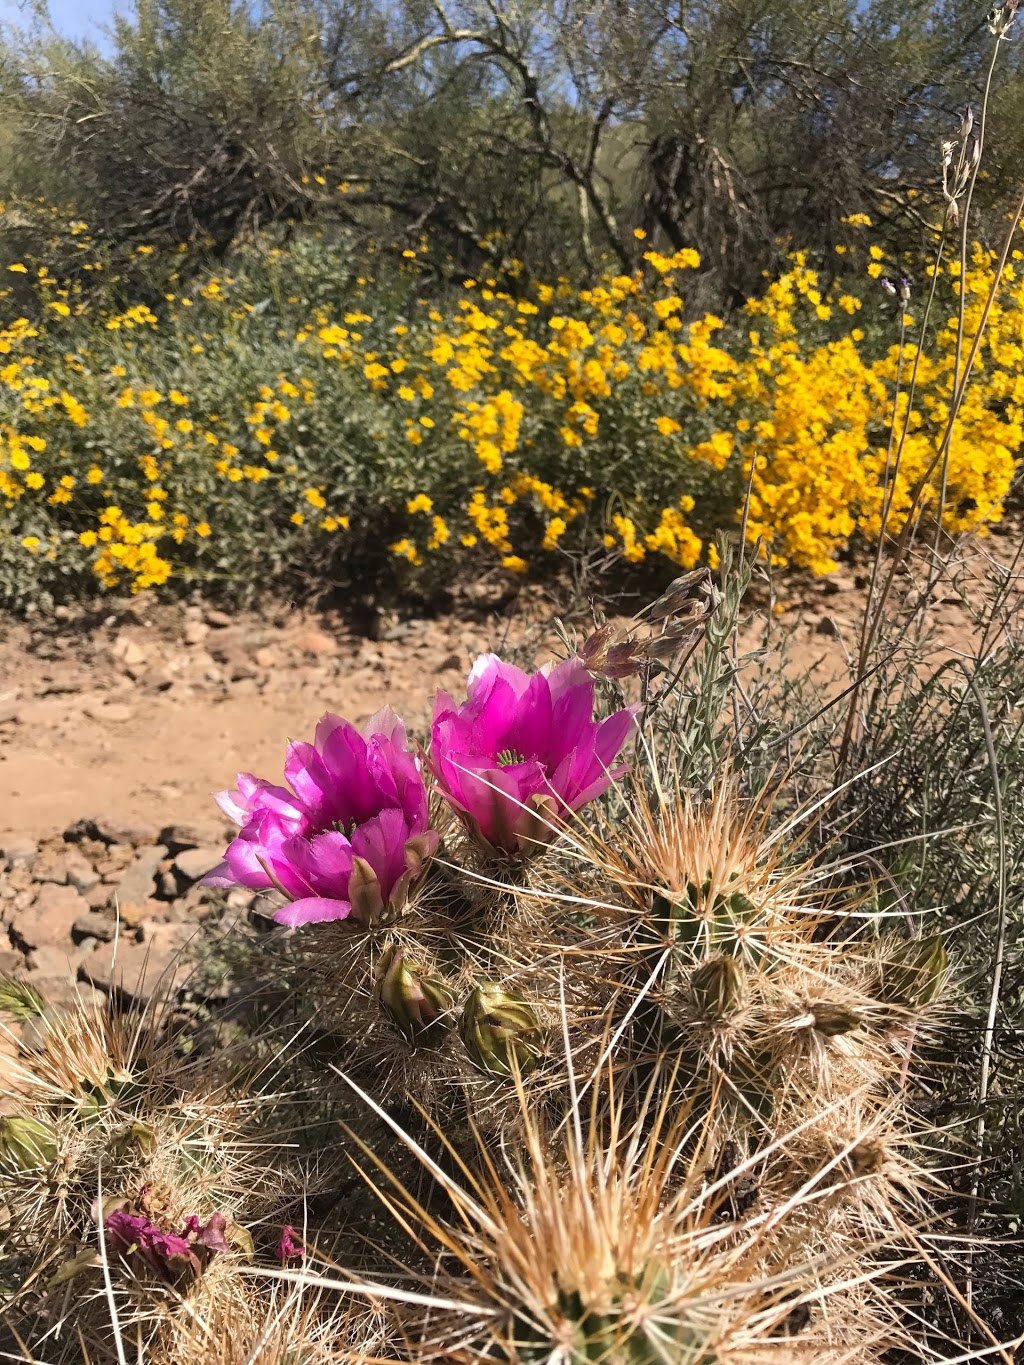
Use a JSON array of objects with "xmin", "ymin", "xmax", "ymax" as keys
[{"xmin": 0, "ymin": 528, "xmax": 1019, "ymax": 847}]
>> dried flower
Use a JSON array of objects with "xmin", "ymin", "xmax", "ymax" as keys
[
  {"xmin": 276, "ymin": 1225, "xmax": 305, "ymax": 1261},
  {"xmin": 431, "ymin": 655, "xmax": 636, "ymax": 855},
  {"xmin": 205, "ymin": 707, "xmax": 437, "ymax": 927}
]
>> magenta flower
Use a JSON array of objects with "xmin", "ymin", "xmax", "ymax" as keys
[
  {"xmin": 204, "ymin": 706, "xmax": 437, "ymax": 928},
  {"xmin": 430, "ymin": 654, "xmax": 637, "ymax": 854}
]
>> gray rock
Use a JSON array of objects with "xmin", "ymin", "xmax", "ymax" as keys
[
  {"xmin": 0, "ymin": 839, "xmax": 38, "ymax": 870},
  {"xmin": 83, "ymin": 882, "xmax": 112, "ymax": 910},
  {"xmin": 78, "ymin": 934, "xmax": 194, "ymax": 1005},
  {"xmin": 28, "ymin": 942, "xmax": 85, "ymax": 977},
  {"xmin": 115, "ymin": 844, "xmax": 168, "ymax": 914},
  {"xmin": 160, "ymin": 822, "xmax": 227, "ymax": 854},
  {"xmin": 72, "ymin": 913, "xmax": 117, "ymax": 944},
  {"xmin": 0, "ymin": 947, "xmax": 26, "ymax": 976},
  {"xmin": 32, "ymin": 854, "xmax": 70, "ymax": 886},
  {"xmin": 9, "ymin": 884, "xmax": 89, "ymax": 952},
  {"xmin": 173, "ymin": 847, "xmax": 225, "ymax": 885},
  {"xmin": 65, "ymin": 853, "xmax": 100, "ymax": 893}
]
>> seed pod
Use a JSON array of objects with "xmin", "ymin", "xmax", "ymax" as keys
[
  {"xmin": 879, "ymin": 934, "xmax": 947, "ymax": 1008},
  {"xmin": 374, "ymin": 945, "xmax": 453, "ymax": 1046},
  {"xmin": 460, "ymin": 983, "xmax": 545, "ymax": 1078},
  {"xmin": 0, "ymin": 1115, "xmax": 57, "ymax": 1171},
  {"xmin": 690, "ymin": 957, "xmax": 745, "ymax": 1019},
  {"xmin": 811, "ymin": 1004, "xmax": 862, "ymax": 1037}
]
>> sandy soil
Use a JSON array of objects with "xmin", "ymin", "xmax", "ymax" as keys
[{"xmin": 1, "ymin": 527, "xmax": 1020, "ymax": 846}]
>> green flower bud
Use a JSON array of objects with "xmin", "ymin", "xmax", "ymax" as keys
[
  {"xmin": 690, "ymin": 957, "xmax": 745, "ymax": 1019},
  {"xmin": 460, "ymin": 983, "xmax": 545, "ymax": 1078},
  {"xmin": 0, "ymin": 1115, "xmax": 57, "ymax": 1171},
  {"xmin": 879, "ymin": 934, "xmax": 947, "ymax": 1008},
  {"xmin": 374, "ymin": 945, "xmax": 453, "ymax": 1046}
]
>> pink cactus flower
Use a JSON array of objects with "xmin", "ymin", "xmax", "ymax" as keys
[
  {"xmin": 204, "ymin": 707, "xmax": 437, "ymax": 927},
  {"xmin": 430, "ymin": 654, "xmax": 637, "ymax": 854}
]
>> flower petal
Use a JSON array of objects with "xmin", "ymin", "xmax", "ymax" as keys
[{"xmin": 273, "ymin": 897, "xmax": 353, "ymax": 928}]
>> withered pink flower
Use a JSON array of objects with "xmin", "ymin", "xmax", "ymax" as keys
[
  {"xmin": 276, "ymin": 1224, "xmax": 305, "ymax": 1261},
  {"xmin": 204, "ymin": 707, "xmax": 437, "ymax": 927},
  {"xmin": 430, "ymin": 654, "xmax": 636, "ymax": 855}
]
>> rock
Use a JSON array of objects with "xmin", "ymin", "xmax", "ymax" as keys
[
  {"xmin": 205, "ymin": 609, "xmax": 234, "ymax": 628},
  {"xmin": 63, "ymin": 817, "xmax": 100, "ymax": 843},
  {"xmin": 140, "ymin": 669, "xmax": 173, "ymax": 692},
  {"xmin": 160, "ymin": 821, "xmax": 227, "ymax": 854},
  {"xmin": 183, "ymin": 620, "xmax": 209, "ymax": 646},
  {"xmin": 9, "ymin": 884, "xmax": 89, "ymax": 952},
  {"xmin": 72, "ymin": 912, "xmax": 117, "ymax": 944},
  {"xmin": 232, "ymin": 677, "xmax": 258, "ymax": 696},
  {"xmin": 0, "ymin": 699, "xmax": 21, "ymax": 724},
  {"xmin": 294, "ymin": 627, "xmax": 339, "ymax": 658},
  {"xmin": 83, "ymin": 882, "xmax": 112, "ymax": 910},
  {"xmin": 78, "ymin": 935, "xmax": 194, "ymax": 1005},
  {"xmin": 172, "ymin": 847, "xmax": 224, "ymax": 885},
  {"xmin": 64, "ymin": 852, "xmax": 100, "ymax": 893},
  {"xmin": 2, "ymin": 865, "xmax": 34, "ymax": 894},
  {"xmin": 85, "ymin": 702, "xmax": 133, "ymax": 724},
  {"xmin": 114, "ymin": 844, "xmax": 169, "ymax": 915},
  {"xmin": 156, "ymin": 870, "xmax": 178, "ymax": 900},
  {"xmin": 136, "ymin": 922, "xmax": 197, "ymax": 952},
  {"xmin": 92, "ymin": 818, "xmax": 160, "ymax": 847},
  {"xmin": 28, "ymin": 942, "xmax": 85, "ymax": 977},
  {"xmin": 0, "ymin": 838, "xmax": 37, "ymax": 870},
  {"xmin": 32, "ymin": 853, "xmax": 70, "ymax": 886},
  {"xmin": 114, "ymin": 899, "xmax": 159, "ymax": 929},
  {"xmin": 0, "ymin": 947, "xmax": 26, "ymax": 975},
  {"xmin": 253, "ymin": 647, "xmax": 277, "ymax": 669},
  {"xmin": 112, "ymin": 635, "xmax": 148, "ymax": 667},
  {"xmin": 228, "ymin": 658, "xmax": 258, "ymax": 682},
  {"xmin": 822, "ymin": 574, "xmax": 855, "ymax": 595}
]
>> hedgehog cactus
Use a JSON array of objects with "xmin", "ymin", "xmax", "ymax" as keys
[{"xmin": 0, "ymin": 634, "xmax": 993, "ymax": 1364}]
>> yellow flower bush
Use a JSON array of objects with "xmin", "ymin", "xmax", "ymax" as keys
[{"xmin": 0, "ymin": 212, "xmax": 1020, "ymax": 605}]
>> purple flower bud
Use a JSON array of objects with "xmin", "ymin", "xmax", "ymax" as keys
[{"xmin": 879, "ymin": 277, "xmax": 898, "ymax": 297}]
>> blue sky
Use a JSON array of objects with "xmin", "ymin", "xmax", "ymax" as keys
[{"xmin": 0, "ymin": 0, "xmax": 120, "ymax": 42}]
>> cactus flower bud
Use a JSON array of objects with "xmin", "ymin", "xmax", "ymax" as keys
[
  {"xmin": 879, "ymin": 934, "xmax": 947, "ymax": 1008},
  {"xmin": 460, "ymin": 983, "xmax": 545, "ymax": 1078},
  {"xmin": 0, "ymin": 1115, "xmax": 57, "ymax": 1171},
  {"xmin": 690, "ymin": 957, "xmax": 745, "ymax": 1019},
  {"xmin": 810, "ymin": 1004, "xmax": 862, "ymax": 1037},
  {"xmin": 374, "ymin": 945, "xmax": 453, "ymax": 1046}
]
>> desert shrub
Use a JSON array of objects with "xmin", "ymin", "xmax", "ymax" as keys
[{"xmin": 0, "ymin": 214, "xmax": 1020, "ymax": 610}]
